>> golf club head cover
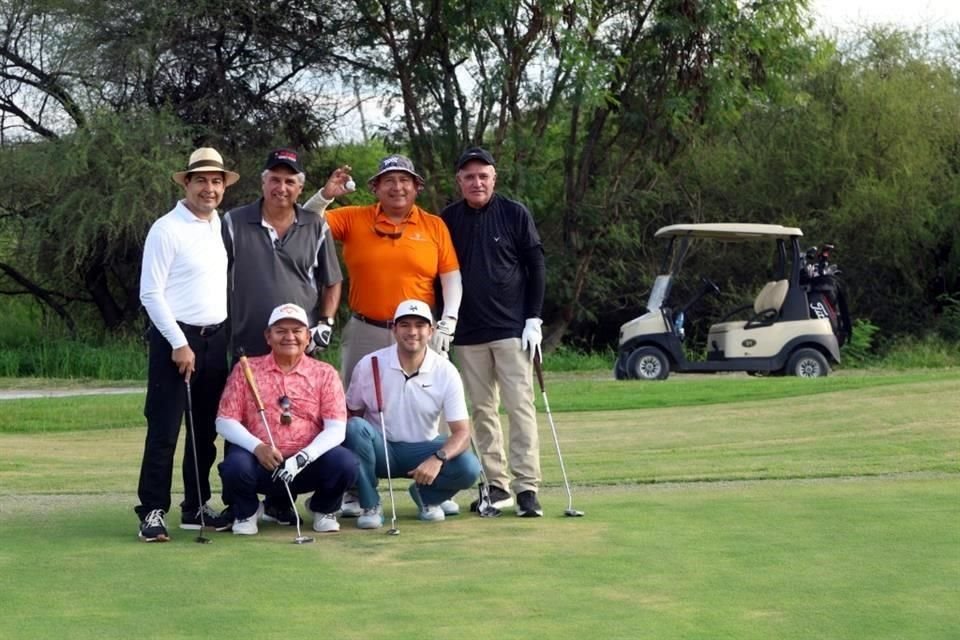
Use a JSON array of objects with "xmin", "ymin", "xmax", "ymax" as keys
[
  {"xmin": 521, "ymin": 318, "xmax": 543, "ymax": 361},
  {"xmin": 273, "ymin": 450, "xmax": 310, "ymax": 483},
  {"xmin": 307, "ymin": 321, "xmax": 334, "ymax": 354},
  {"xmin": 430, "ymin": 317, "xmax": 456, "ymax": 354}
]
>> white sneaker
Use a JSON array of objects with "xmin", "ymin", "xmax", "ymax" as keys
[
  {"xmin": 340, "ymin": 491, "xmax": 362, "ymax": 517},
  {"xmin": 306, "ymin": 500, "xmax": 341, "ymax": 533},
  {"xmin": 418, "ymin": 504, "xmax": 445, "ymax": 522},
  {"xmin": 232, "ymin": 502, "xmax": 263, "ymax": 536},
  {"xmin": 440, "ymin": 499, "xmax": 460, "ymax": 516},
  {"xmin": 357, "ymin": 505, "xmax": 383, "ymax": 530}
]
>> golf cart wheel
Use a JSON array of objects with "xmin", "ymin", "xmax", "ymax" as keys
[
  {"xmin": 626, "ymin": 347, "xmax": 670, "ymax": 381},
  {"xmin": 786, "ymin": 348, "xmax": 830, "ymax": 378}
]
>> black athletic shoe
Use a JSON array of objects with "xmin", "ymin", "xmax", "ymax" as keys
[
  {"xmin": 180, "ymin": 504, "xmax": 233, "ymax": 531},
  {"xmin": 515, "ymin": 490, "xmax": 543, "ymax": 518},
  {"xmin": 261, "ymin": 502, "xmax": 303, "ymax": 526},
  {"xmin": 139, "ymin": 508, "xmax": 170, "ymax": 542},
  {"xmin": 469, "ymin": 485, "xmax": 514, "ymax": 512}
]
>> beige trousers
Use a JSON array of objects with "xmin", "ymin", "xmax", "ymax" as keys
[
  {"xmin": 340, "ymin": 316, "xmax": 394, "ymax": 387},
  {"xmin": 455, "ymin": 338, "xmax": 540, "ymax": 494}
]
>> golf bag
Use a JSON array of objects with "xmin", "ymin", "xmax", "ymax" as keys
[{"xmin": 801, "ymin": 244, "xmax": 853, "ymax": 346}]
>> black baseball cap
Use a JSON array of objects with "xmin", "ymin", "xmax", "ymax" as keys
[
  {"xmin": 456, "ymin": 147, "xmax": 495, "ymax": 171},
  {"xmin": 263, "ymin": 148, "xmax": 304, "ymax": 173}
]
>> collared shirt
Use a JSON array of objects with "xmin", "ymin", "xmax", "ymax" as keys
[
  {"xmin": 320, "ymin": 201, "xmax": 459, "ymax": 322},
  {"xmin": 222, "ymin": 198, "xmax": 343, "ymax": 357},
  {"xmin": 139, "ymin": 200, "xmax": 227, "ymax": 349},
  {"xmin": 217, "ymin": 353, "xmax": 346, "ymax": 457},
  {"xmin": 345, "ymin": 345, "xmax": 468, "ymax": 443},
  {"xmin": 441, "ymin": 193, "xmax": 545, "ymax": 345}
]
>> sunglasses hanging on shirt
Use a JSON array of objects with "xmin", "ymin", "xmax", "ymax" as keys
[{"xmin": 278, "ymin": 395, "xmax": 293, "ymax": 425}]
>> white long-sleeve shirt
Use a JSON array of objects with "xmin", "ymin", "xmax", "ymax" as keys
[{"xmin": 139, "ymin": 201, "xmax": 228, "ymax": 349}]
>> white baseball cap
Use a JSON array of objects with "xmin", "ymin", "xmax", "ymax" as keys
[
  {"xmin": 393, "ymin": 299, "xmax": 433, "ymax": 324},
  {"xmin": 267, "ymin": 303, "xmax": 309, "ymax": 328}
]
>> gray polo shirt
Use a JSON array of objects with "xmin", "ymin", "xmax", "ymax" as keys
[{"xmin": 223, "ymin": 198, "xmax": 343, "ymax": 357}]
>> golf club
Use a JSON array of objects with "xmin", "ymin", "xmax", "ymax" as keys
[
  {"xmin": 238, "ymin": 351, "xmax": 315, "ymax": 544},
  {"xmin": 468, "ymin": 434, "xmax": 502, "ymax": 518},
  {"xmin": 533, "ymin": 352, "xmax": 584, "ymax": 517},
  {"xmin": 371, "ymin": 356, "xmax": 400, "ymax": 536},
  {"xmin": 183, "ymin": 379, "xmax": 211, "ymax": 543}
]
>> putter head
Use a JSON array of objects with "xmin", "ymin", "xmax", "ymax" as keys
[
  {"xmin": 293, "ymin": 535, "xmax": 315, "ymax": 544},
  {"xmin": 386, "ymin": 528, "xmax": 400, "ymax": 536},
  {"xmin": 195, "ymin": 535, "xmax": 212, "ymax": 544},
  {"xmin": 474, "ymin": 484, "xmax": 502, "ymax": 517},
  {"xmin": 563, "ymin": 508, "xmax": 585, "ymax": 517},
  {"xmin": 477, "ymin": 503, "xmax": 502, "ymax": 518}
]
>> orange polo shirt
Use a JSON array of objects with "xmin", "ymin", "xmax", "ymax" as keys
[{"xmin": 326, "ymin": 203, "xmax": 459, "ymax": 322}]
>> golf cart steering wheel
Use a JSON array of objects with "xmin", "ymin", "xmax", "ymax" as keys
[{"xmin": 701, "ymin": 277, "xmax": 721, "ymax": 295}]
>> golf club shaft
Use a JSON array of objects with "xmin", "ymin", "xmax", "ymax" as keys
[
  {"xmin": 371, "ymin": 356, "xmax": 398, "ymax": 531},
  {"xmin": 533, "ymin": 353, "xmax": 577, "ymax": 511},
  {"xmin": 184, "ymin": 379, "xmax": 209, "ymax": 541},
  {"xmin": 239, "ymin": 353, "xmax": 306, "ymax": 539}
]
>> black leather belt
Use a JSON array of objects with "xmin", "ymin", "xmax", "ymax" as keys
[
  {"xmin": 178, "ymin": 321, "xmax": 225, "ymax": 337},
  {"xmin": 352, "ymin": 313, "xmax": 392, "ymax": 329}
]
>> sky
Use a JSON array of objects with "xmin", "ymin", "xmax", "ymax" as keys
[{"xmin": 811, "ymin": 0, "xmax": 960, "ymax": 31}]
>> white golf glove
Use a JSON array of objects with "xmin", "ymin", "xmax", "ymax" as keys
[
  {"xmin": 273, "ymin": 450, "xmax": 310, "ymax": 484},
  {"xmin": 521, "ymin": 318, "xmax": 543, "ymax": 362},
  {"xmin": 431, "ymin": 317, "xmax": 457, "ymax": 354},
  {"xmin": 306, "ymin": 320, "xmax": 334, "ymax": 354}
]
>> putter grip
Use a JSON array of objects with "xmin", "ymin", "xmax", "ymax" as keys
[
  {"xmin": 239, "ymin": 354, "xmax": 266, "ymax": 411},
  {"xmin": 533, "ymin": 351, "xmax": 546, "ymax": 392},
  {"xmin": 371, "ymin": 356, "xmax": 384, "ymax": 411}
]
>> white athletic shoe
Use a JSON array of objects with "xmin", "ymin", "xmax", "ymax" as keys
[
  {"xmin": 357, "ymin": 505, "xmax": 383, "ymax": 530},
  {"xmin": 232, "ymin": 502, "xmax": 263, "ymax": 536},
  {"xmin": 418, "ymin": 504, "xmax": 446, "ymax": 522},
  {"xmin": 306, "ymin": 500, "xmax": 340, "ymax": 533},
  {"xmin": 340, "ymin": 491, "xmax": 362, "ymax": 517},
  {"xmin": 440, "ymin": 499, "xmax": 460, "ymax": 516}
]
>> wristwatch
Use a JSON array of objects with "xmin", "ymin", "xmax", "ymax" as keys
[
  {"xmin": 433, "ymin": 449, "xmax": 448, "ymax": 463},
  {"xmin": 320, "ymin": 316, "xmax": 335, "ymax": 326}
]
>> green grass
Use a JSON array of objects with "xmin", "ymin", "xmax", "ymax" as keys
[
  {"xmin": 0, "ymin": 372, "xmax": 958, "ymax": 639},
  {"xmin": 2, "ymin": 368, "xmax": 957, "ymax": 434}
]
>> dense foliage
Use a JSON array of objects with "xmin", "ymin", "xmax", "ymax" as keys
[{"xmin": 1, "ymin": 0, "xmax": 958, "ymax": 351}]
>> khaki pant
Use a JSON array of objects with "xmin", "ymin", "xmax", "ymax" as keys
[
  {"xmin": 455, "ymin": 338, "xmax": 540, "ymax": 494},
  {"xmin": 340, "ymin": 316, "xmax": 394, "ymax": 388}
]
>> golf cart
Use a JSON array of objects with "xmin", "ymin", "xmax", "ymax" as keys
[{"xmin": 614, "ymin": 223, "xmax": 848, "ymax": 380}]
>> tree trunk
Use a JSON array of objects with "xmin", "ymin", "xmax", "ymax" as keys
[{"xmin": 0, "ymin": 262, "xmax": 78, "ymax": 337}]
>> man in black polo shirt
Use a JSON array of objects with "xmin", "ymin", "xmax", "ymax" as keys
[
  {"xmin": 441, "ymin": 147, "xmax": 547, "ymax": 517},
  {"xmin": 223, "ymin": 149, "xmax": 343, "ymax": 360}
]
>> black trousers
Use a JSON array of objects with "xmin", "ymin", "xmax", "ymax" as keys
[{"xmin": 134, "ymin": 325, "xmax": 228, "ymax": 520}]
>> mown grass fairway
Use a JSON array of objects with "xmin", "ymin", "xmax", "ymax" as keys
[{"xmin": 1, "ymin": 372, "xmax": 958, "ymax": 639}]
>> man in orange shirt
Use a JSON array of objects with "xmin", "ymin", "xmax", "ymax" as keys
[
  {"xmin": 305, "ymin": 155, "xmax": 462, "ymax": 385},
  {"xmin": 305, "ymin": 155, "xmax": 463, "ymax": 519}
]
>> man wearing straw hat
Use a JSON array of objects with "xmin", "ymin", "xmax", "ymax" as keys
[{"xmin": 135, "ymin": 147, "xmax": 239, "ymax": 542}]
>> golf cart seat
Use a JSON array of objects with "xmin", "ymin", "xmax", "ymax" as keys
[{"xmin": 711, "ymin": 279, "xmax": 789, "ymax": 332}]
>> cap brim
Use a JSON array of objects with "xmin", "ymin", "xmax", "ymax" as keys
[
  {"xmin": 172, "ymin": 169, "xmax": 240, "ymax": 187},
  {"xmin": 368, "ymin": 168, "xmax": 425, "ymax": 187},
  {"xmin": 264, "ymin": 160, "xmax": 303, "ymax": 174}
]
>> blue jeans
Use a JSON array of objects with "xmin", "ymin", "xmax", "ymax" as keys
[
  {"xmin": 342, "ymin": 417, "xmax": 481, "ymax": 509},
  {"xmin": 219, "ymin": 445, "xmax": 358, "ymax": 519}
]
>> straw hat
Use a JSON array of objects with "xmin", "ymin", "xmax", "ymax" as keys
[{"xmin": 172, "ymin": 147, "xmax": 240, "ymax": 187}]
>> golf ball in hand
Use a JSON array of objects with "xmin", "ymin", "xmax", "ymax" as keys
[{"xmin": 344, "ymin": 179, "xmax": 356, "ymax": 192}]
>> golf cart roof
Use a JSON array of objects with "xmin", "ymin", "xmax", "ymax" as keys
[{"xmin": 655, "ymin": 223, "xmax": 803, "ymax": 240}]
